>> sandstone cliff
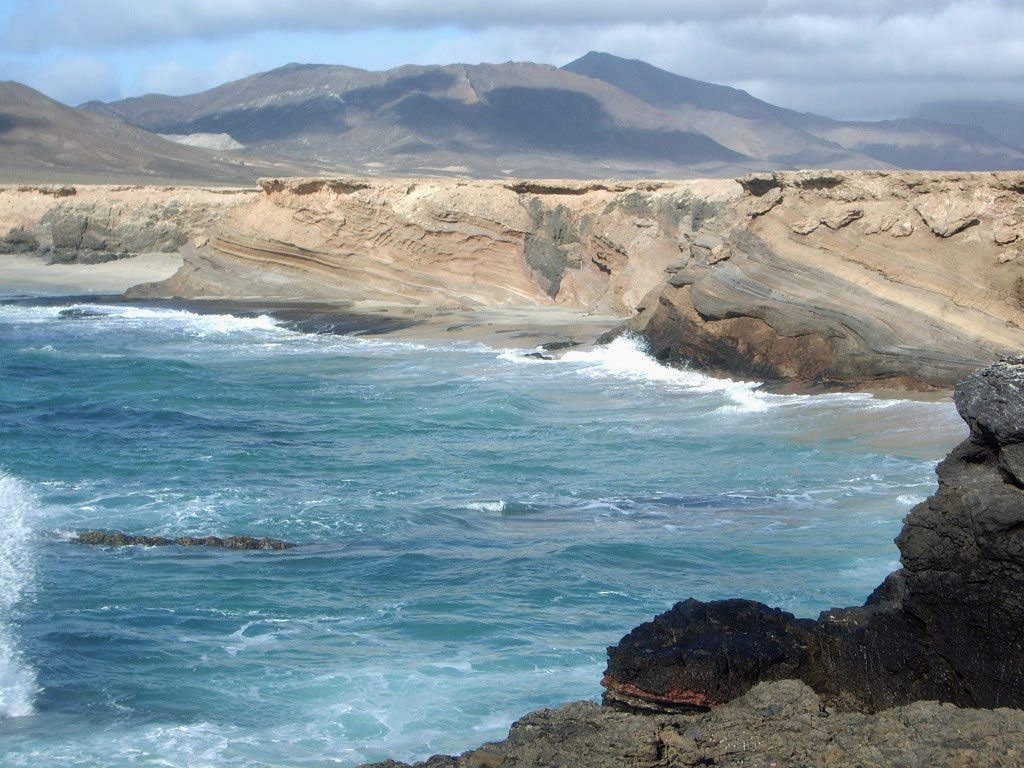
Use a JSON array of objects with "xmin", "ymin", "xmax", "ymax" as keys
[
  {"xmin": 621, "ymin": 171, "xmax": 1024, "ymax": 390},
  {"xmin": 0, "ymin": 184, "xmax": 257, "ymax": 264},
  {"xmin": 135, "ymin": 172, "xmax": 1024, "ymax": 389},
  {"xmin": 5, "ymin": 173, "xmax": 1024, "ymax": 389}
]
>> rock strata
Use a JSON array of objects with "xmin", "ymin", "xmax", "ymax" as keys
[
  {"xmin": 5, "ymin": 173, "xmax": 1024, "ymax": 390},
  {"xmin": 360, "ymin": 680, "xmax": 1024, "ymax": 768},
  {"xmin": 73, "ymin": 530, "xmax": 295, "ymax": 550},
  {"xmin": 602, "ymin": 358, "xmax": 1024, "ymax": 714}
]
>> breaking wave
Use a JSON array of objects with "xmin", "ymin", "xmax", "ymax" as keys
[{"xmin": 0, "ymin": 472, "xmax": 39, "ymax": 718}]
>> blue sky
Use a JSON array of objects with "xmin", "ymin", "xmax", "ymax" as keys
[{"xmin": 1, "ymin": 0, "xmax": 1022, "ymax": 120}]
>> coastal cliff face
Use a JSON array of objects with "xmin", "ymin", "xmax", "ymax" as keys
[
  {"xmin": 5, "ymin": 172, "xmax": 1024, "ymax": 388},
  {"xmin": 129, "ymin": 177, "xmax": 740, "ymax": 312},
  {"xmin": 619, "ymin": 170, "xmax": 1024, "ymax": 390},
  {"xmin": 136, "ymin": 171, "xmax": 1024, "ymax": 389},
  {"xmin": 0, "ymin": 184, "xmax": 256, "ymax": 264}
]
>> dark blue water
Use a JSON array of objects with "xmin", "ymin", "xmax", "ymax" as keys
[{"xmin": 0, "ymin": 302, "xmax": 965, "ymax": 766}]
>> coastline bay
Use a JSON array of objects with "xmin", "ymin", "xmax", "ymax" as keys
[{"xmin": 0, "ymin": 298, "xmax": 966, "ymax": 765}]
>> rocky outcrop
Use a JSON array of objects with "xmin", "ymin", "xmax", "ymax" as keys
[
  {"xmin": 73, "ymin": 530, "xmax": 294, "ymax": 550},
  {"xmin": 130, "ymin": 177, "xmax": 740, "ymax": 313},
  {"xmin": 361, "ymin": 680, "xmax": 1024, "ymax": 768},
  {"xmin": 602, "ymin": 358, "xmax": 1024, "ymax": 714},
  {"xmin": 0, "ymin": 184, "xmax": 256, "ymax": 264},
  {"xmin": 619, "ymin": 170, "xmax": 1024, "ymax": 390}
]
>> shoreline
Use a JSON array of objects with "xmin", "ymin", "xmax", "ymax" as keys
[{"xmin": 0, "ymin": 256, "xmax": 952, "ymax": 400}]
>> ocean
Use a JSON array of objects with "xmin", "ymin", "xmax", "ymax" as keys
[{"xmin": 0, "ymin": 299, "xmax": 966, "ymax": 766}]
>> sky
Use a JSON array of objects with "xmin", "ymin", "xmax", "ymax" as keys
[{"xmin": 0, "ymin": 0, "xmax": 1022, "ymax": 121}]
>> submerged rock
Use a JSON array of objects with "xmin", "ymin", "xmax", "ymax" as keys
[
  {"xmin": 73, "ymin": 530, "xmax": 294, "ymax": 550},
  {"xmin": 603, "ymin": 358, "xmax": 1024, "ymax": 713},
  {"xmin": 360, "ymin": 680, "xmax": 1024, "ymax": 768}
]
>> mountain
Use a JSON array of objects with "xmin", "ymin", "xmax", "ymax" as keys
[
  {"xmin": 13, "ymin": 53, "xmax": 1019, "ymax": 181},
  {"xmin": 0, "ymin": 81, "xmax": 320, "ymax": 185},
  {"xmin": 564, "ymin": 52, "xmax": 1024, "ymax": 172},
  {"xmin": 81, "ymin": 61, "xmax": 758, "ymax": 179},
  {"xmin": 913, "ymin": 100, "xmax": 1024, "ymax": 153}
]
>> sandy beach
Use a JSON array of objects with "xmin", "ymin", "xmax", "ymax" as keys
[{"xmin": 0, "ymin": 253, "xmax": 184, "ymax": 296}]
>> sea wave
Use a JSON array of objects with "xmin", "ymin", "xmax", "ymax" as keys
[{"xmin": 0, "ymin": 472, "xmax": 40, "ymax": 718}]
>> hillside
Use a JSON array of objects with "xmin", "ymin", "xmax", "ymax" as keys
[
  {"xmin": 0, "ymin": 81, "xmax": 321, "ymax": 185},
  {"xmin": 76, "ymin": 53, "xmax": 1024, "ymax": 179}
]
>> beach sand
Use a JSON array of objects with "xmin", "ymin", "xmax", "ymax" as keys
[{"xmin": 0, "ymin": 253, "xmax": 184, "ymax": 296}]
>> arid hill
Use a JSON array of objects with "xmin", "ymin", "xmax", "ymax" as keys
[
  {"xmin": 78, "ymin": 53, "xmax": 1024, "ymax": 179},
  {"xmin": 0, "ymin": 82, "xmax": 323, "ymax": 185}
]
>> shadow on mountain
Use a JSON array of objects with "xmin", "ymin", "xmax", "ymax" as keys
[
  {"xmin": 156, "ymin": 71, "xmax": 461, "ymax": 144},
  {"xmin": 391, "ymin": 87, "xmax": 744, "ymax": 163}
]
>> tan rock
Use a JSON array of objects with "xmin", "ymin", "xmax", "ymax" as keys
[
  {"xmin": 915, "ymin": 196, "xmax": 981, "ymax": 237},
  {"xmin": 792, "ymin": 219, "xmax": 820, "ymax": 235},
  {"xmin": 994, "ymin": 227, "xmax": 1019, "ymax": 245}
]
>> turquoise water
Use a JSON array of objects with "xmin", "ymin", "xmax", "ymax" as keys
[{"xmin": 0, "ymin": 301, "xmax": 966, "ymax": 766}]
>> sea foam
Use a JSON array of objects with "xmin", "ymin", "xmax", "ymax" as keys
[
  {"xmin": 0, "ymin": 473, "xmax": 40, "ymax": 718},
  {"xmin": 557, "ymin": 334, "xmax": 771, "ymax": 411}
]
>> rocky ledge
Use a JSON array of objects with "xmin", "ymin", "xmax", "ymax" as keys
[{"xmin": 363, "ymin": 359, "xmax": 1024, "ymax": 766}]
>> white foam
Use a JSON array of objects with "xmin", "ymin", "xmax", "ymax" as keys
[
  {"xmin": 0, "ymin": 473, "xmax": 40, "ymax": 718},
  {"xmin": 464, "ymin": 501, "xmax": 507, "ymax": 513},
  {"xmin": 1, "ymin": 302, "xmax": 289, "ymax": 337},
  {"xmin": 558, "ymin": 334, "xmax": 771, "ymax": 411}
]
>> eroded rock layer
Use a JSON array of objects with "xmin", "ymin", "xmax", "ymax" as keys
[
  {"xmin": 6, "ymin": 172, "xmax": 1024, "ymax": 388},
  {"xmin": 603, "ymin": 358, "xmax": 1024, "ymax": 714}
]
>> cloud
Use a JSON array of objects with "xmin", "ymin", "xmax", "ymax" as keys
[
  {"xmin": 1, "ymin": 0, "xmax": 1022, "ymax": 118},
  {"xmin": 1, "ymin": 1, "xmax": 1017, "ymax": 51}
]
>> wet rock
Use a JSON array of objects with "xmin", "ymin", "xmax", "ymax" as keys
[
  {"xmin": 522, "ymin": 352, "xmax": 554, "ymax": 360},
  {"xmin": 602, "ymin": 359, "xmax": 1024, "ymax": 713},
  {"xmin": 72, "ymin": 530, "xmax": 295, "ymax": 550},
  {"xmin": 539, "ymin": 341, "xmax": 580, "ymax": 351}
]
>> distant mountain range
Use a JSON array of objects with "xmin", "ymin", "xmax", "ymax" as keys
[{"xmin": 2, "ymin": 51, "xmax": 1023, "ymax": 184}]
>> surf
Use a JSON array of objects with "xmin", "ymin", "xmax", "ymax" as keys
[{"xmin": 0, "ymin": 472, "xmax": 39, "ymax": 718}]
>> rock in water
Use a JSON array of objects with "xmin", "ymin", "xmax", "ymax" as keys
[
  {"xmin": 603, "ymin": 359, "xmax": 1024, "ymax": 713},
  {"xmin": 73, "ymin": 531, "xmax": 295, "ymax": 550}
]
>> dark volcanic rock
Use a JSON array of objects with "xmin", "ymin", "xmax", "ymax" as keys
[
  {"xmin": 360, "ymin": 680, "xmax": 1024, "ymax": 768},
  {"xmin": 603, "ymin": 358, "xmax": 1024, "ymax": 713},
  {"xmin": 73, "ymin": 530, "xmax": 295, "ymax": 550}
]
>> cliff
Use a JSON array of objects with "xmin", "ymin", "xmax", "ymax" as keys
[
  {"xmin": 0, "ymin": 184, "xmax": 256, "ymax": 264},
  {"xmin": 5, "ymin": 172, "xmax": 1024, "ymax": 389},
  {"xmin": 135, "ymin": 172, "xmax": 1024, "ymax": 389}
]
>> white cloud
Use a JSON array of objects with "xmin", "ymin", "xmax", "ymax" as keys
[{"xmin": 0, "ymin": 0, "xmax": 1022, "ymax": 118}]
